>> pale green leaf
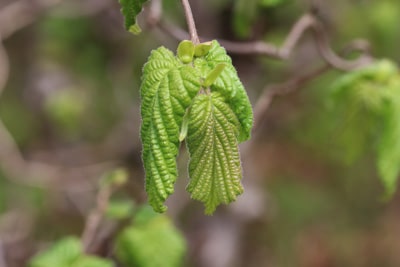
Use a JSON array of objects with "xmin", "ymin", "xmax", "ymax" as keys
[
  {"xmin": 118, "ymin": 0, "xmax": 149, "ymax": 34},
  {"xmin": 140, "ymin": 47, "xmax": 201, "ymax": 212},
  {"xmin": 186, "ymin": 92, "xmax": 243, "ymax": 214},
  {"xmin": 194, "ymin": 41, "xmax": 213, "ymax": 57},
  {"xmin": 194, "ymin": 40, "xmax": 253, "ymax": 142},
  {"xmin": 115, "ymin": 206, "xmax": 186, "ymax": 267},
  {"xmin": 177, "ymin": 40, "xmax": 195, "ymax": 64}
]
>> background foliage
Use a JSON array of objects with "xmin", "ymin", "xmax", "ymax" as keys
[{"xmin": 0, "ymin": 0, "xmax": 400, "ymax": 266}]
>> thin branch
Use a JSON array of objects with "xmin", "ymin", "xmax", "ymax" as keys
[
  {"xmin": 156, "ymin": 13, "xmax": 372, "ymax": 70},
  {"xmin": 252, "ymin": 39, "xmax": 373, "ymax": 130},
  {"xmin": 310, "ymin": 20, "xmax": 373, "ymax": 71},
  {"xmin": 180, "ymin": 0, "xmax": 199, "ymax": 44},
  {"xmin": 253, "ymin": 64, "xmax": 330, "ymax": 131},
  {"xmin": 81, "ymin": 185, "xmax": 113, "ymax": 253}
]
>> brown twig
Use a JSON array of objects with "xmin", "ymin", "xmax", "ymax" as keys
[
  {"xmin": 180, "ymin": 0, "xmax": 199, "ymax": 44},
  {"xmin": 156, "ymin": 12, "xmax": 372, "ymax": 71},
  {"xmin": 81, "ymin": 184, "xmax": 114, "ymax": 253},
  {"xmin": 253, "ymin": 64, "xmax": 331, "ymax": 131},
  {"xmin": 251, "ymin": 39, "xmax": 373, "ymax": 130}
]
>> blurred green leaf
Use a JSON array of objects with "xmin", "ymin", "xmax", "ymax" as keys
[
  {"xmin": 115, "ymin": 206, "xmax": 186, "ymax": 267},
  {"xmin": 44, "ymin": 88, "xmax": 86, "ymax": 138},
  {"xmin": 329, "ymin": 60, "xmax": 400, "ymax": 197},
  {"xmin": 101, "ymin": 168, "xmax": 129, "ymax": 188},
  {"xmin": 29, "ymin": 236, "xmax": 114, "ymax": 267},
  {"xmin": 29, "ymin": 237, "xmax": 81, "ymax": 267},
  {"xmin": 118, "ymin": 0, "xmax": 149, "ymax": 34},
  {"xmin": 106, "ymin": 200, "xmax": 135, "ymax": 220}
]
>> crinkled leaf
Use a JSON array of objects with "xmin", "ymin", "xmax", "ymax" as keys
[
  {"xmin": 29, "ymin": 237, "xmax": 82, "ymax": 267},
  {"xmin": 186, "ymin": 92, "xmax": 243, "ymax": 214},
  {"xmin": 140, "ymin": 47, "xmax": 200, "ymax": 212},
  {"xmin": 118, "ymin": 0, "xmax": 149, "ymax": 34},
  {"xmin": 194, "ymin": 40, "xmax": 253, "ymax": 142},
  {"xmin": 115, "ymin": 206, "xmax": 186, "ymax": 267}
]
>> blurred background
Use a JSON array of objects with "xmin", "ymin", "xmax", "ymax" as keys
[{"xmin": 0, "ymin": 0, "xmax": 400, "ymax": 266}]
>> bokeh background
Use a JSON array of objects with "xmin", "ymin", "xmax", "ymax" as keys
[{"xmin": 0, "ymin": 0, "xmax": 400, "ymax": 266}]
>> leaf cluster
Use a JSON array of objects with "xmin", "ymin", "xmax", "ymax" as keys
[{"xmin": 140, "ymin": 40, "xmax": 253, "ymax": 214}]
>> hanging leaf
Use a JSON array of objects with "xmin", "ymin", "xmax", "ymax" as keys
[
  {"xmin": 140, "ymin": 47, "xmax": 201, "ymax": 212},
  {"xmin": 194, "ymin": 40, "xmax": 253, "ymax": 142},
  {"xmin": 118, "ymin": 0, "xmax": 149, "ymax": 34},
  {"xmin": 186, "ymin": 92, "xmax": 243, "ymax": 214},
  {"xmin": 115, "ymin": 206, "xmax": 186, "ymax": 267}
]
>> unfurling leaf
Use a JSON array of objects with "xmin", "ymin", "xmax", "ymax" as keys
[
  {"xmin": 141, "ymin": 41, "xmax": 253, "ymax": 214},
  {"xmin": 194, "ymin": 41, "xmax": 253, "ymax": 142},
  {"xmin": 186, "ymin": 92, "xmax": 243, "ymax": 214},
  {"xmin": 140, "ymin": 47, "xmax": 201, "ymax": 212},
  {"xmin": 177, "ymin": 40, "xmax": 195, "ymax": 64},
  {"xmin": 118, "ymin": 0, "xmax": 149, "ymax": 34},
  {"xmin": 203, "ymin": 63, "xmax": 227, "ymax": 87},
  {"xmin": 194, "ymin": 42, "xmax": 213, "ymax": 57}
]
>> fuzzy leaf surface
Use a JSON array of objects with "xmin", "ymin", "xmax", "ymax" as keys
[
  {"xmin": 194, "ymin": 40, "xmax": 253, "ymax": 142},
  {"xmin": 140, "ymin": 47, "xmax": 200, "ymax": 212},
  {"xmin": 118, "ymin": 0, "xmax": 149, "ymax": 34},
  {"xmin": 186, "ymin": 92, "xmax": 243, "ymax": 214}
]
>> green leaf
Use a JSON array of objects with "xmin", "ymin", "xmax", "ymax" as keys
[
  {"xmin": 115, "ymin": 206, "xmax": 186, "ymax": 267},
  {"xmin": 140, "ymin": 47, "xmax": 201, "ymax": 212},
  {"xmin": 29, "ymin": 237, "xmax": 82, "ymax": 267},
  {"xmin": 186, "ymin": 92, "xmax": 243, "ymax": 214},
  {"xmin": 203, "ymin": 63, "xmax": 227, "ymax": 87},
  {"xmin": 194, "ymin": 41, "xmax": 253, "ymax": 142},
  {"xmin": 194, "ymin": 42, "xmax": 213, "ymax": 57},
  {"xmin": 118, "ymin": 0, "xmax": 149, "ymax": 34},
  {"xmin": 177, "ymin": 40, "xmax": 195, "ymax": 64}
]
